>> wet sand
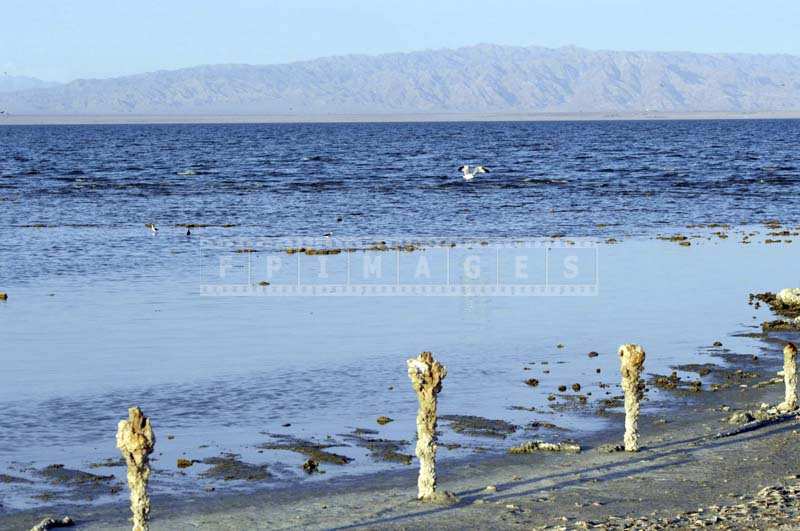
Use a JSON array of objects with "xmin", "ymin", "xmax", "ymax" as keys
[{"xmin": 4, "ymin": 330, "xmax": 799, "ymax": 529}]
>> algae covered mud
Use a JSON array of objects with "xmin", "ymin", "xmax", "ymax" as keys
[{"xmin": 0, "ymin": 120, "xmax": 799, "ymax": 521}]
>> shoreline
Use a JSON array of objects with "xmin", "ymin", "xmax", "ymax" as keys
[
  {"xmin": 1, "ymin": 110, "xmax": 800, "ymax": 126},
  {"xmin": 2, "ymin": 225, "xmax": 800, "ymax": 528},
  {"xmin": 3, "ymin": 328, "xmax": 798, "ymax": 529}
]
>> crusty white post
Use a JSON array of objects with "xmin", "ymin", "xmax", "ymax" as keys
[
  {"xmin": 407, "ymin": 351, "xmax": 446, "ymax": 501},
  {"xmin": 619, "ymin": 344, "xmax": 646, "ymax": 452},
  {"xmin": 116, "ymin": 407, "xmax": 156, "ymax": 531},
  {"xmin": 779, "ymin": 342, "xmax": 798, "ymax": 412}
]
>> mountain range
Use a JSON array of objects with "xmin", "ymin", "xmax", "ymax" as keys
[
  {"xmin": 0, "ymin": 75, "xmax": 60, "ymax": 94},
  {"xmin": 1, "ymin": 44, "xmax": 800, "ymax": 115}
]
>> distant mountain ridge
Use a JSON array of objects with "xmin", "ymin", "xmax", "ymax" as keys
[
  {"xmin": 2, "ymin": 44, "xmax": 800, "ymax": 115},
  {"xmin": 0, "ymin": 75, "xmax": 60, "ymax": 94}
]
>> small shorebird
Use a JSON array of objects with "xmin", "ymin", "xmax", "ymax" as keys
[
  {"xmin": 145, "ymin": 223, "xmax": 158, "ymax": 234},
  {"xmin": 323, "ymin": 232, "xmax": 333, "ymax": 239},
  {"xmin": 459, "ymin": 165, "xmax": 489, "ymax": 181}
]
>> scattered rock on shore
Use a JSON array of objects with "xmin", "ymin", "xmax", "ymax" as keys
[
  {"xmin": 259, "ymin": 435, "xmax": 353, "ymax": 465},
  {"xmin": 302, "ymin": 459, "xmax": 320, "ymax": 473},
  {"xmin": 658, "ymin": 234, "xmax": 689, "ymax": 243},
  {"xmin": 340, "ymin": 430, "xmax": 412, "ymax": 464},
  {"xmin": 37, "ymin": 464, "xmax": 119, "ymax": 500},
  {"xmin": 39, "ymin": 464, "xmax": 113, "ymax": 486},
  {"xmin": 589, "ymin": 482, "xmax": 800, "ymax": 529},
  {"xmin": 750, "ymin": 290, "xmax": 800, "ymax": 318},
  {"xmin": 779, "ymin": 288, "xmax": 800, "ymax": 307},
  {"xmin": 0, "ymin": 473, "xmax": 32, "ymax": 484},
  {"xmin": 728, "ymin": 411, "xmax": 755, "ymax": 424},
  {"xmin": 598, "ymin": 443, "xmax": 625, "ymax": 453},
  {"xmin": 87, "ymin": 457, "xmax": 125, "ymax": 469},
  {"xmin": 439, "ymin": 415, "xmax": 518, "ymax": 438},
  {"xmin": 176, "ymin": 458, "xmax": 195, "ymax": 469},
  {"xmin": 509, "ymin": 440, "xmax": 581, "ymax": 454},
  {"xmin": 29, "ymin": 516, "xmax": 74, "ymax": 531},
  {"xmin": 762, "ymin": 318, "xmax": 800, "ymax": 331},
  {"xmin": 200, "ymin": 454, "xmax": 269, "ymax": 481}
]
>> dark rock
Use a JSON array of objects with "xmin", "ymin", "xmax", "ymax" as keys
[
  {"xmin": 339, "ymin": 430, "xmax": 412, "ymax": 464},
  {"xmin": 302, "ymin": 459, "xmax": 320, "ymax": 473},
  {"xmin": 259, "ymin": 435, "xmax": 353, "ymax": 465},
  {"xmin": 0, "ymin": 473, "xmax": 32, "ymax": 484},
  {"xmin": 439, "ymin": 415, "xmax": 518, "ymax": 438},
  {"xmin": 176, "ymin": 458, "xmax": 195, "ymax": 469},
  {"xmin": 30, "ymin": 516, "xmax": 74, "ymax": 531},
  {"xmin": 87, "ymin": 457, "xmax": 125, "ymax": 469},
  {"xmin": 201, "ymin": 454, "xmax": 269, "ymax": 481},
  {"xmin": 729, "ymin": 411, "xmax": 755, "ymax": 425}
]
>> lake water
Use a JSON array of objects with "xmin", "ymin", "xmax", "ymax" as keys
[{"xmin": 0, "ymin": 120, "xmax": 799, "ymax": 509}]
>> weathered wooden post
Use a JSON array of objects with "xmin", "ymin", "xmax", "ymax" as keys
[
  {"xmin": 407, "ymin": 351, "xmax": 454, "ymax": 502},
  {"xmin": 619, "ymin": 344, "xmax": 646, "ymax": 452},
  {"xmin": 116, "ymin": 407, "xmax": 156, "ymax": 531},
  {"xmin": 779, "ymin": 342, "xmax": 798, "ymax": 412}
]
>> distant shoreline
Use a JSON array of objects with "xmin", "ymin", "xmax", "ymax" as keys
[{"xmin": 1, "ymin": 110, "xmax": 800, "ymax": 126}]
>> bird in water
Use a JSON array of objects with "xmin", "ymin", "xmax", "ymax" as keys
[
  {"xmin": 459, "ymin": 165, "xmax": 489, "ymax": 181},
  {"xmin": 186, "ymin": 228, "xmax": 191, "ymax": 236},
  {"xmin": 145, "ymin": 223, "xmax": 158, "ymax": 234}
]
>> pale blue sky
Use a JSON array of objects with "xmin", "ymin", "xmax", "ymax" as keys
[{"xmin": 2, "ymin": 0, "xmax": 799, "ymax": 82}]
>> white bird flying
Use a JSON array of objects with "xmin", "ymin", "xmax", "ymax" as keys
[
  {"xmin": 145, "ymin": 223, "xmax": 158, "ymax": 234},
  {"xmin": 459, "ymin": 165, "xmax": 489, "ymax": 181}
]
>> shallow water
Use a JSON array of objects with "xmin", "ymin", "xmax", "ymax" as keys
[
  {"xmin": 1, "ymin": 233, "xmax": 798, "ymax": 508},
  {"xmin": 0, "ymin": 120, "xmax": 799, "ymax": 509}
]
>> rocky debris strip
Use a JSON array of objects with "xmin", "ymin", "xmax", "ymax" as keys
[
  {"xmin": 29, "ymin": 517, "xmax": 74, "ymax": 531},
  {"xmin": 509, "ymin": 441, "xmax": 581, "ymax": 454},
  {"xmin": 749, "ymin": 288, "xmax": 800, "ymax": 331},
  {"xmin": 578, "ymin": 483, "xmax": 800, "ymax": 530}
]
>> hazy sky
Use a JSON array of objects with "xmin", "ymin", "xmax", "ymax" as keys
[{"xmin": 3, "ymin": 0, "xmax": 799, "ymax": 82}]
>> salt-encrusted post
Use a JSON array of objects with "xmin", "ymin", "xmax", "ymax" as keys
[
  {"xmin": 779, "ymin": 342, "xmax": 798, "ymax": 412},
  {"xmin": 116, "ymin": 407, "xmax": 156, "ymax": 531},
  {"xmin": 619, "ymin": 344, "xmax": 646, "ymax": 452},
  {"xmin": 407, "ymin": 351, "xmax": 450, "ymax": 502}
]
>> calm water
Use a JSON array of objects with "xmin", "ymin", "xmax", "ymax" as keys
[
  {"xmin": 0, "ymin": 120, "xmax": 799, "ymax": 509},
  {"xmin": 1, "ymin": 120, "xmax": 800, "ymax": 281}
]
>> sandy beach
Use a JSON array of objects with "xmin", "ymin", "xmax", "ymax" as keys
[{"xmin": 3, "ymin": 328, "xmax": 799, "ymax": 529}]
